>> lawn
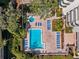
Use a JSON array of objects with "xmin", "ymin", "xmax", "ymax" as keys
[{"xmin": 29, "ymin": 55, "xmax": 73, "ymax": 59}]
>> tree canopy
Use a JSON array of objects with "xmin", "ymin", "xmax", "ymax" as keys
[
  {"xmin": 0, "ymin": 0, "xmax": 10, "ymax": 8},
  {"xmin": 0, "ymin": 2, "xmax": 27, "ymax": 39},
  {"xmin": 29, "ymin": 0, "xmax": 58, "ymax": 18}
]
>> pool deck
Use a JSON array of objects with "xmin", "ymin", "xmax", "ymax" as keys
[
  {"xmin": 26, "ymin": 16, "xmax": 76, "ymax": 55},
  {"xmin": 64, "ymin": 33, "xmax": 76, "ymax": 50}
]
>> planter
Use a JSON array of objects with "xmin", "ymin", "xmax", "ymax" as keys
[
  {"xmin": 56, "ymin": 8, "xmax": 62, "ymax": 17},
  {"xmin": 52, "ymin": 18, "xmax": 63, "ymax": 31}
]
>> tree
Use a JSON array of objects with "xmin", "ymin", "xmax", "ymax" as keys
[
  {"xmin": 30, "ymin": 0, "xmax": 41, "ymax": 15},
  {"xmin": 30, "ymin": 0, "xmax": 59, "ymax": 19},
  {"xmin": 0, "ymin": 0, "xmax": 10, "ymax": 8},
  {"xmin": 0, "ymin": 15, "xmax": 5, "ymax": 47},
  {"xmin": 0, "ymin": 2, "xmax": 26, "ymax": 47},
  {"xmin": 19, "ymin": 4, "xmax": 31, "ymax": 14},
  {"xmin": 4, "ymin": 2, "xmax": 27, "ymax": 39},
  {"xmin": 2, "ymin": 3, "xmax": 27, "ymax": 58}
]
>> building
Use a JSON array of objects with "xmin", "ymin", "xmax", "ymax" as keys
[
  {"xmin": 62, "ymin": 0, "xmax": 79, "ymax": 28},
  {"xmin": 61, "ymin": 0, "xmax": 79, "ymax": 57}
]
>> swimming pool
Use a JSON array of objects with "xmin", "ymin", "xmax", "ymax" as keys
[
  {"xmin": 29, "ymin": 28, "xmax": 43, "ymax": 49},
  {"xmin": 56, "ymin": 32, "xmax": 60, "ymax": 49}
]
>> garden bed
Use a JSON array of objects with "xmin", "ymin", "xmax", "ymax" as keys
[
  {"xmin": 56, "ymin": 8, "xmax": 62, "ymax": 17},
  {"xmin": 52, "ymin": 18, "xmax": 64, "ymax": 31}
]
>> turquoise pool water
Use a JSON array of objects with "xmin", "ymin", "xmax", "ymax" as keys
[{"xmin": 29, "ymin": 28, "xmax": 43, "ymax": 49}]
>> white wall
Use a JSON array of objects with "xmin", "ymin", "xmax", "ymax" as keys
[{"xmin": 63, "ymin": 0, "xmax": 79, "ymax": 15}]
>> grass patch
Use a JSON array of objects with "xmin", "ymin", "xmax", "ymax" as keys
[
  {"xmin": 66, "ymin": 55, "xmax": 73, "ymax": 59},
  {"xmin": 40, "ymin": 55, "xmax": 73, "ymax": 59}
]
